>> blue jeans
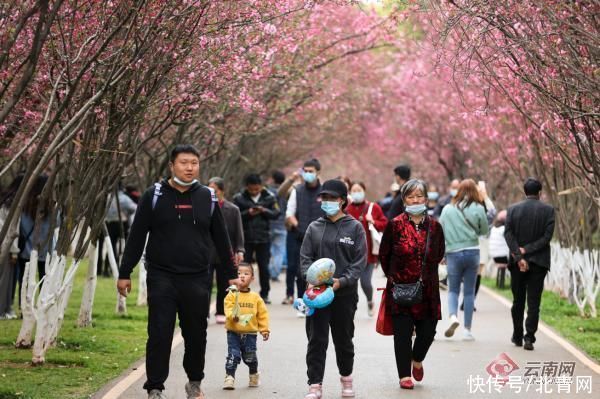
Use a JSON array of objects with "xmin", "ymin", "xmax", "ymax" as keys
[
  {"xmin": 269, "ymin": 228, "xmax": 287, "ymax": 279},
  {"xmin": 446, "ymin": 249, "xmax": 480, "ymax": 328},
  {"xmin": 286, "ymin": 230, "xmax": 305, "ymax": 298},
  {"xmin": 226, "ymin": 331, "xmax": 258, "ymax": 377}
]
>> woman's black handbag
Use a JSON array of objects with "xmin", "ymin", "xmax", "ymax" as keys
[
  {"xmin": 391, "ymin": 279, "xmax": 423, "ymax": 306},
  {"xmin": 391, "ymin": 219, "xmax": 431, "ymax": 306}
]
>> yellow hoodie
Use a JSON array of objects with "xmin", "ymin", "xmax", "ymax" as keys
[{"xmin": 224, "ymin": 290, "xmax": 270, "ymax": 334}]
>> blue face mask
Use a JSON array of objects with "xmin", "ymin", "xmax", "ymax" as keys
[
  {"xmin": 427, "ymin": 192, "xmax": 439, "ymax": 201},
  {"xmin": 173, "ymin": 176, "xmax": 198, "ymax": 186},
  {"xmin": 321, "ymin": 201, "xmax": 340, "ymax": 216},
  {"xmin": 303, "ymin": 172, "xmax": 317, "ymax": 184},
  {"xmin": 450, "ymin": 189, "xmax": 458, "ymax": 197},
  {"xmin": 405, "ymin": 203, "xmax": 427, "ymax": 216},
  {"xmin": 350, "ymin": 191, "xmax": 365, "ymax": 203}
]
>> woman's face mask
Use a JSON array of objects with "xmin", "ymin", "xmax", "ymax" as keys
[
  {"xmin": 427, "ymin": 191, "xmax": 439, "ymax": 201},
  {"xmin": 405, "ymin": 203, "xmax": 427, "ymax": 215},
  {"xmin": 350, "ymin": 191, "xmax": 365, "ymax": 203}
]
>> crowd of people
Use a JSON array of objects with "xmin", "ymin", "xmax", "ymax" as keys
[{"xmin": 0, "ymin": 144, "xmax": 555, "ymax": 399}]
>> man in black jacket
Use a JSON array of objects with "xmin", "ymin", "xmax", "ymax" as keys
[
  {"xmin": 504, "ymin": 178, "xmax": 555, "ymax": 351},
  {"xmin": 233, "ymin": 173, "xmax": 280, "ymax": 303},
  {"xmin": 117, "ymin": 145, "xmax": 237, "ymax": 399},
  {"xmin": 386, "ymin": 164, "xmax": 411, "ymax": 219}
]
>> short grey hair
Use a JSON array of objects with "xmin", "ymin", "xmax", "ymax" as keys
[
  {"xmin": 208, "ymin": 176, "xmax": 225, "ymax": 191},
  {"xmin": 400, "ymin": 179, "xmax": 428, "ymax": 200}
]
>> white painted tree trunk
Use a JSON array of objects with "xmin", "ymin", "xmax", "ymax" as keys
[
  {"xmin": 104, "ymin": 235, "xmax": 127, "ymax": 314},
  {"xmin": 137, "ymin": 254, "xmax": 148, "ymax": 306},
  {"xmin": 32, "ymin": 254, "xmax": 75, "ymax": 364},
  {"xmin": 77, "ymin": 242, "xmax": 99, "ymax": 327},
  {"xmin": 48, "ymin": 258, "xmax": 77, "ymax": 347},
  {"xmin": 15, "ymin": 251, "xmax": 40, "ymax": 348}
]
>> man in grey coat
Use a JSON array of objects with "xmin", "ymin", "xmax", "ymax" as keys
[
  {"xmin": 207, "ymin": 177, "xmax": 245, "ymax": 323},
  {"xmin": 504, "ymin": 177, "xmax": 555, "ymax": 351}
]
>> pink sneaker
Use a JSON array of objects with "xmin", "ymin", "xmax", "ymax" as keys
[
  {"xmin": 340, "ymin": 375, "xmax": 355, "ymax": 397},
  {"xmin": 304, "ymin": 384, "xmax": 322, "ymax": 399},
  {"xmin": 215, "ymin": 315, "xmax": 226, "ymax": 324}
]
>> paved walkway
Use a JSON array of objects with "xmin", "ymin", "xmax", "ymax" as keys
[{"xmin": 97, "ymin": 271, "xmax": 599, "ymax": 398}]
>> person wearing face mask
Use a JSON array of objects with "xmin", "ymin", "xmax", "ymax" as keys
[
  {"xmin": 386, "ymin": 164, "xmax": 411, "ymax": 219},
  {"xmin": 346, "ymin": 182, "xmax": 388, "ymax": 316},
  {"xmin": 233, "ymin": 174, "xmax": 281, "ymax": 304},
  {"xmin": 117, "ymin": 145, "xmax": 238, "ymax": 399},
  {"xmin": 278, "ymin": 158, "xmax": 323, "ymax": 308},
  {"xmin": 433, "ymin": 179, "xmax": 459, "ymax": 219},
  {"xmin": 299, "ymin": 179, "xmax": 367, "ymax": 399},
  {"xmin": 426, "ymin": 184, "xmax": 440, "ymax": 218},
  {"xmin": 379, "ymin": 179, "xmax": 446, "ymax": 390},
  {"xmin": 439, "ymin": 179, "xmax": 489, "ymax": 342}
]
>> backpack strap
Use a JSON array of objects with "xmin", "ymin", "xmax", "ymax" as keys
[
  {"xmin": 152, "ymin": 182, "xmax": 162, "ymax": 210},
  {"xmin": 208, "ymin": 186, "xmax": 217, "ymax": 216}
]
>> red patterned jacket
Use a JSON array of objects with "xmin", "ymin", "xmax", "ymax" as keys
[{"xmin": 379, "ymin": 213, "xmax": 445, "ymax": 320}]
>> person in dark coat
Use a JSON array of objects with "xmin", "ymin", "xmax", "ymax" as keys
[
  {"xmin": 379, "ymin": 179, "xmax": 445, "ymax": 390},
  {"xmin": 207, "ymin": 177, "xmax": 245, "ymax": 324},
  {"xmin": 386, "ymin": 164, "xmax": 411, "ymax": 219},
  {"xmin": 117, "ymin": 144, "xmax": 238, "ymax": 399},
  {"xmin": 233, "ymin": 173, "xmax": 280, "ymax": 303},
  {"xmin": 504, "ymin": 177, "xmax": 555, "ymax": 351},
  {"xmin": 278, "ymin": 158, "xmax": 324, "ymax": 305}
]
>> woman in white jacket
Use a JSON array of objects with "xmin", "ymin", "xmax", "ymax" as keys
[{"xmin": 488, "ymin": 210, "xmax": 510, "ymax": 288}]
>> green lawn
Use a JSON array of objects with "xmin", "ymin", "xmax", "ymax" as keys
[
  {"xmin": 0, "ymin": 263, "xmax": 148, "ymax": 399},
  {"xmin": 482, "ymin": 276, "xmax": 600, "ymax": 363}
]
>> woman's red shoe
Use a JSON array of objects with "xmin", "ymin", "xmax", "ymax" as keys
[
  {"xmin": 412, "ymin": 365, "xmax": 424, "ymax": 382},
  {"xmin": 400, "ymin": 379, "xmax": 414, "ymax": 390}
]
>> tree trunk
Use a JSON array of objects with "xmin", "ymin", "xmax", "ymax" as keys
[
  {"xmin": 137, "ymin": 256, "xmax": 147, "ymax": 306},
  {"xmin": 77, "ymin": 242, "xmax": 98, "ymax": 327},
  {"xmin": 32, "ymin": 254, "xmax": 67, "ymax": 364},
  {"xmin": 15, "ymin": 251, "xmax": 39, "ymax": 348},
  {"xmin": 103, "ymin": 233, "xmax": 127, "ymax": 314}
]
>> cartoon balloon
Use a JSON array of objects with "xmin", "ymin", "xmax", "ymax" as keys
[{"xmin": 306, "ymin": 258, "xmax": 335, "ymax": 286}]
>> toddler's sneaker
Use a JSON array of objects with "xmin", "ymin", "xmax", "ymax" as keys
[
  {"xmin": 444, "ymin": 314, "xmax": 460, "ymax": 337},
  {"xmin": 340, "ymin": 375, "xmax": 355, "ymax": 397},
  {"xmin": 249, "ymin": 372, "xmax": 260, "ymax": 387},
  {"xmin": 222, "ymin": 375, "xmax": 235, "ymax": 390},
  {"xmin": 304, "ymin": 384, "xmax": 322, "ymax": 399}
]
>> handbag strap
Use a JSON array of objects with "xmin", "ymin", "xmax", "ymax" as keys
[
  {"xmin": 457, "ymin": 204, "xmax": 479, "ymax": 234},
  {"xmin": 419, "ymin": 217, "xmax": 432, "ymax": 282},
  {"xmin": 367, "ymin": 202, "xmax": 373, "ymax": 218}
]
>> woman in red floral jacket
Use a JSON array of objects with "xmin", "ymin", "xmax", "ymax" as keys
[{"xmin": 379, "ymin": 179, "xmax": 445, "ymax": 390}]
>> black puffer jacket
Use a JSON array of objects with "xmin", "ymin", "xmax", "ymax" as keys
[{"xmin": 233, "ymin": 188, "xmax": 280, "ymax": 244}]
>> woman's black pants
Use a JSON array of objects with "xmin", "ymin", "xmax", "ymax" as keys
[{"xmin": 392, "ymin": 313, "xmax": 437, "ymax": 379}]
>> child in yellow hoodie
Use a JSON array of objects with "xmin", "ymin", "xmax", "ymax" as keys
[{"xmin": 223, "ymin": 263, "xmax": 270, "ymax": 390}]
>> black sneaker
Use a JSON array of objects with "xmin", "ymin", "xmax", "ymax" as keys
[
  {"xmin": 511, "ymin": 337, "xmax": 523, "ymax": 347},
  {"xmin": 262, "ymin": 297, "xmax": 272, "ymax": 305},
  {"xmin": 523, "ymin": 338, "xmax": 534, "ymax": 351}
]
